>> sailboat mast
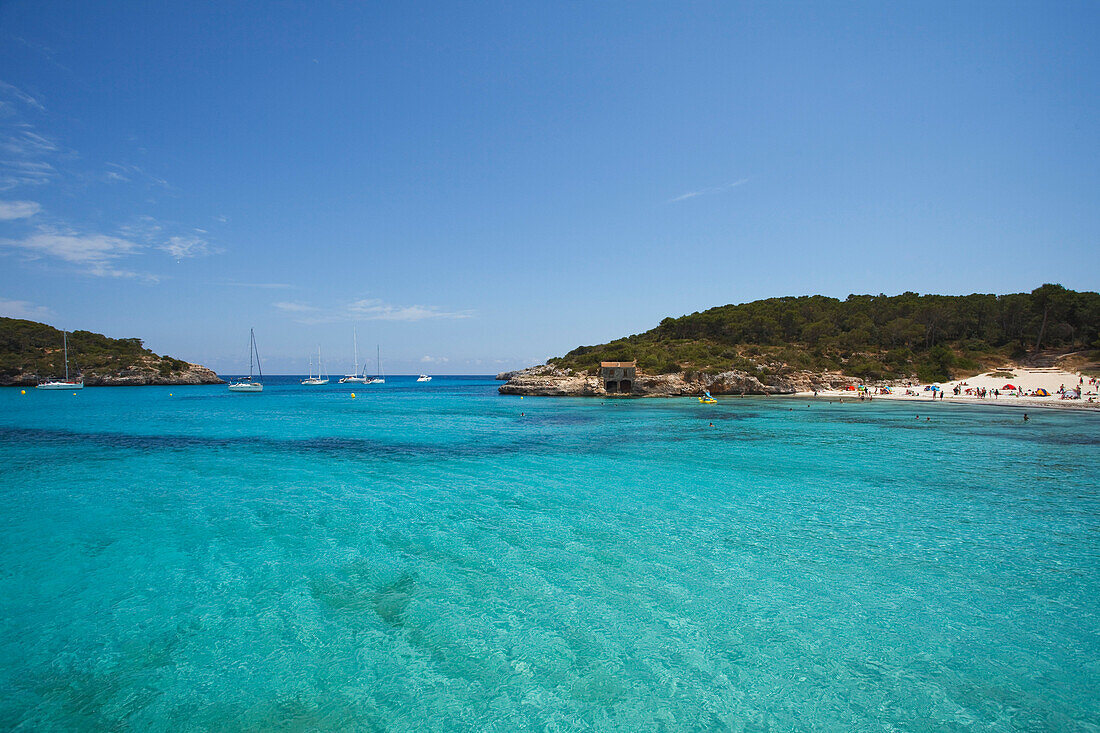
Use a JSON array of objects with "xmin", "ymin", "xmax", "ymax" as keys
[
  {"xmin": 254, "ymin": 331, "xmax": 264, "ymax": 381},
  {"xmin": 353, "ymin": 328, "xmax": 359, "ymax": 374},
  {"xmin": 249, "ymin": 329, "xmax": 255, "ymax": 380},
  {"xmin": 63, "ymin": 331, "xmax": 69, "ymax": 381},
  {"xmin": 256, "ymin": 335, "xmax": 263, "ymax": 381}
]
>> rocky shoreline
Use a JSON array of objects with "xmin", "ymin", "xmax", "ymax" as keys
[
  {"xmin": 1, "ymin": 362, "xmax": 224, "ymax": 387},
  {"xmin": 496, "ymin": 364, "xmax": 856, "ymax": 397}
]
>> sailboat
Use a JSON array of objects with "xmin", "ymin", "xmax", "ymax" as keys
[
  {"xmin": 339, "ymin": 328, "xmax": 367, "ymax": 383},
  {"xmin": 36, "ymin": 330, "xmax": 84, "ymax": 390},
  {"xmin": 301, "ymin": 345, "xmax": 329, "ymax": 385},
  {"xmin": 367, "ymin": 345, "xmax": 385, "ymax": 384},
  {"xmin": 228, "ymin": 329, "xmax": 264, "ymax": 392}
]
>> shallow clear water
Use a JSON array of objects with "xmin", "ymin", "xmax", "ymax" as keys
[{"xmin": 1, "ymin": 377, "xmax": 1098, "ymax": 731}]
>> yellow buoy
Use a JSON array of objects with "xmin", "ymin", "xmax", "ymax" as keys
[
  {"xmin": 351, "ymin": 393, "xmax": 356, "ymax": 398},
  {"xmin": 169, "ymin": 393, "xmax": 173, "ymax": 396},
  {"xmin": 20, "ymin": 390, "xmax": 25, "ymax": 395},
  {"xmin": 520, "ymin": 396, "xmax": 524, "ymax": 399}
]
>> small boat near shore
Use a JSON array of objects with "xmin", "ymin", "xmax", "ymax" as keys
[
  {"xmin": 36, "ymin": 330, "xmax": 83, "ymax": 390},
  {"xmin": 417, "ymin": 374, "xmax": 432, "ymax": 382},
  {"xmin": 228, "ymin": 329, "xmax": 264, "ymax": 392}
]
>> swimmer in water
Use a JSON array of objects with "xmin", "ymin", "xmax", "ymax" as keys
[{"xmin": 1023, "ymin": 413, "xmax": 1029, "ymax": 422}]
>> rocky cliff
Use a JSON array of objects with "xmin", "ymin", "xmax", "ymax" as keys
[{"xmin": 497, "ymin": 364, "xmax": 856, "ymax": 397}]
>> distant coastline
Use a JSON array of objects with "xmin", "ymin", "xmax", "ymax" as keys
[
  {"xmin": 498, "ymin": 286, "xmax": 1100, "ymax": 404},
  {"xmin": 497, "ymin": 363, "xmax": 1100, "ymax": 411},
  {"xmin": 0, "ymin": 363, "xmax": 223, "ymax": 387},
  {"xmin": 0, "ymin": 317, "xmax": 223, "ymax": 387}
]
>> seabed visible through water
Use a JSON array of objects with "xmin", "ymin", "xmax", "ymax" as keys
[{"xmin": 1, "ymin": 376, "xmax": 1097, "ymax": 730}]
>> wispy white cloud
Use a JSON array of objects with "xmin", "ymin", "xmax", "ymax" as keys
[
  {"xmin": 119, "ymin": 215, "xmax": 218, "ymax": 261},
  {"xmin": 0, "ymin": 199, "xmax": 41, "ymax": 220},
  {"xmin": 273, "ymin": 301, "xmax": 319, "ymax": 314},
  {"xmin": 223, "ymin": 280, "xmax": 294, "ymax": 289},
  {"xmin": 116, "ymin": 214, "xmax": 162, "ymax": 240},
  {"xmin": 103, "ymin": 162, "xmax": 169, "ymax": 188},
  {"xmin": 347, "ymin": 298, "xmax": 474, "ymax": 322},
  {"xmin": 161, "ymin": 235, "xmax": 215, "ymax": 261},
  {"xmin": 0, "ymin": 226, "xmax": 155, "ymax": 280},
  {"xmin": 0, "ymin": 128, "xmax": 58, "ymax": 157},
  {"xmin": 421, "ymin": 355, "xmax": 450, "ymax": 363},
  {"xmin": 0, "ymin": 297, "xmax": 53, "ymax": 320},
  {"xmin": 273, "ymin": 297, "xmax": 474, "ymax": 324},
  {"xmin": 668, "ymin": 178, "xmax": 749, "ymax": 203},
  {"xmin": 0, "ymin": 81, "xmax": 62, "ymax": 191},
  {"xmin": 0, "ymin": 158, "xmax": 56, "ymax": 190},
  {"xmin": 0, "ymin": 81, "xmax": 46, "ymax": 113}
]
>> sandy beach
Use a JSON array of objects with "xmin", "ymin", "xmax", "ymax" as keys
[{"xmin": 804, "ymin": 366, "xmax": 1100, "ymax": 410}]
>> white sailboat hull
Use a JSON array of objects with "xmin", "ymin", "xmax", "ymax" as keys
[
  {"xmin": 339, "ymin": 376, "xmax": 367, "ymax": 383},
  {"xmin": 228, "ymin": 382, "xmax": 263, "ymax": 392},
  {"xmin": 36, "ymin": 381, "xmax": 84, "ymax": 390},
  {"xmin": 301, "ymin": 378, "xmax": 329, "ymax": 385}
]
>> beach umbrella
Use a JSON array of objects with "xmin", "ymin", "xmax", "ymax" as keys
[
  {"xmin": 1033, "ymin": 388, "xmax": 1051, "ymax": 396},
  {"xmin": 1002, "ymin": 384, "xmax": 1016, "ymax": 390},
  {"xmin": 930, "ymin": 385, "xmax": 942, "ymax": 392}
]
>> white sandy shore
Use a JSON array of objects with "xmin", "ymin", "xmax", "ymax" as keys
[{"xmin": 801, "ymin": 366, "xmax": 1100, "ymax": 411}]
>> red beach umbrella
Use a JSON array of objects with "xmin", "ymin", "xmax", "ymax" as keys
[{"xmin": 1002, "ymin": 384, "xmax": 1016, "ymax": 390}]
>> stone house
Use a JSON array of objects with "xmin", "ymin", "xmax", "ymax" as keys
[{"xmin": 600, "ymin": 361, "xmax": 636, "ymax": 393}]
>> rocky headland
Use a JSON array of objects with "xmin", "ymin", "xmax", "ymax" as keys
[
  {"xmin": 497, "ymin": 364, "xmax": 856, "ymax": 397},
  {"xmin": 0, "ymin": 317, "xmax": 224, "ymax": 387},
  {"xmin": 1, "ymin": 359, "xmax": 223, "ymax": 387}
]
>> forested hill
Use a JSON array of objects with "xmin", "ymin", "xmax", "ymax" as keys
[
  {"xmin": 551, "ymin": 285, "xmax": 1100, "ymax": 383},
  {"xmin": 0, "ymin": 317, "xmax": 222, "ymax": 385}
]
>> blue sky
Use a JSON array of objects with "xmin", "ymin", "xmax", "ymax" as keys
[{"xmin": 1, "ymin": 2, "xmax": 1097, "ymax": 374}]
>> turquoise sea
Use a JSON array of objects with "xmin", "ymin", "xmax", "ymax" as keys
[{"xmin": 1, "ymin": 376, "xmax": 1098, "ymax": 731}]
